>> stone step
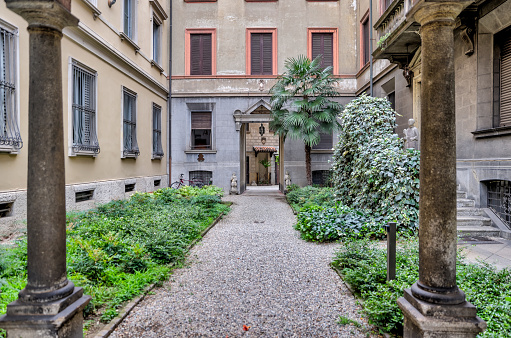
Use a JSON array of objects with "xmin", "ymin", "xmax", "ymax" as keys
[
  {"xmin": 457, "ymin": 198, "xmax": 475, "ymax": 208},
  {"xmin": 457, "ymin": 191, "xmax": 467, "ymax": 199},
  {"xmin": 457, "ymin": 207, "xmax": 486, "ymax": 217},
  {"xmin": 457, "ymin": 216, "xmax": 492, "ymax": 227},
  {"xmin": 457, "ymin": 226, "xmax": 501, "ymax": 237}
]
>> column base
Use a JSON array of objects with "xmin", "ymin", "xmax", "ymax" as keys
[
  {"xmin": 0, "ymin": 287, "xmax": 91, "ymax": 338},
  {"xmin": 397, "ymin": 288, "xmax": 486, "ymax": 337}
]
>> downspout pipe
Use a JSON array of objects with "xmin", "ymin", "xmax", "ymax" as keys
[
  {"xmin": 167, "ymin": 0, "xmax": 172, "ymax": 186},
  {"xmin": 369, "ymin": 0, "xmax": 374, "ymax": 96}
]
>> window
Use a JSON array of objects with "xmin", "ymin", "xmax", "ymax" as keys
[
  {"xmin": 75, "ymin": 190, "xmax": 94, "ymax": 202},
  {"xmin": 312, "ymin": 132, "xmax": 333, "ymax": 150},
  {"xmin": 0, "ymin": 25, "xmax": 22, "ymax": 152},
  {"xmin": 190, "ymin": 34, "xmax": 211, "ymax": 75},
  {"xmin": 361, "ymin": 13, "xmax": 370, "ymax": 67},
  {"xmin": 122, "ymin": 87, "xmax": 139, "ymax": 157},
  {"xmin": 191, "ymin": 112, "xmax": 211, "ymax": 149},
  {"xmin": 307, "ymin": 28, "xmax": 338, "ymax": 74},
  {"xmin": 123, "ymin": 0, "xmax": 135, "ymax": 40},
  {"xmin": 190, "ymin": 170, "xmax": 213, "ymax": 185},
  {"xmin": 487, "ymin": 180, "xmax": 511, "ymax": 227},
  {"xmin": 387, "ymin": 91, "xmax": 396, "ymax": 111},
  {"xmin": 185, "ymin": 29, "xmax": 216, "ymax": 76},
  {"xmin": 246, "ymin": 28, "xmax": 277, "ymax": 75},
  {"xmin": 152, "ymin": 103, "xmax": 163, "ymax": 158},
  {"xmin": 312, "ymin": 170, "xmax": 330, "ymax": 186},
  {"xmin": 494, "ymin": 26, "xmax": 511, "ymax": 127},
  {"xmin": 152, "ymin": 17, "xmax": 161, "ymax": 64},
  {"xmin": 72, "ymin": 62, "xmax": 100, "ymax": 155}
]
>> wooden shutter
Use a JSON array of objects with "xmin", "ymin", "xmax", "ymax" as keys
[
  {"xmin": 190, "ymin": 34, "xmax": 212, "ymax": 75},
  {"xmin": 191, "ymin": 112, "xmax": 211, "ymax": 129},
  {"xmin": 311, "ymin": 33, "xmax": 333, "ymax": 69},
  {"xmin": 501, "ymin": 33, "xmax": 511, "ymax": 126},
  {"xmin": 363, "ymin": 20, "xmax": 370, "ymax": 65},
  {"xmin": 251, "ymin": 33, "xmax": 262, "ymax": 75},
  {"xmin": 251, "ymin": 33, "xmax": 272, "ymax": 75}
]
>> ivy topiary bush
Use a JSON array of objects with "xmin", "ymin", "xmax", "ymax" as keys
[{"xmin": 330, "ymin": 94, "xmax": 420, "ymax": 234}]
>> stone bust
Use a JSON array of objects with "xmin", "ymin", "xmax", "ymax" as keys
[{"xmin": 403, "ymin": 118, "xmax": 419, "ymax": 150}]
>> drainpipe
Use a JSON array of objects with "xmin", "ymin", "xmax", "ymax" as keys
[
  {"xmin": 167, "ymin": 0, "xmax": 172, "ymax": 186},
  {"xmin": 369, "ymin": 0, "xmax": 374, "ymax": 96}
]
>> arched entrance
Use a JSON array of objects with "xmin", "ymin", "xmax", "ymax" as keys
[{"xmin": 233, "ymin": 99, "xmax": 285, "ymax": 194}]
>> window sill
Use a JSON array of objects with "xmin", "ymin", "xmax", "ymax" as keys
[
  {"xmin": 70, "ymin": 150, "xmax": 99, "ymax": 158},
  {"xmin": 472, "ymin": 126, "xmax": 511, "ymax": 139},
  {"xmin": 119, "ymin": 33, "xmax": 141, "ymax": 52},
  {"xmin": 122, "ymin": 150, "xmax": 140, "ymax": 158},
  {"xmin": 0, "ymin": 145, "xmax": 20, "ymax": 155},
  {"xmin": 185, "ymin": 149, "xmax": 217, "ymax": 154},
  {"xmin": 81, "ymin": 0, "xmax": 101, "ymax": 19},
  {"xmin": 311, "ymin": 149, "xmax": 334, "ymax": 154},
  {"xmin": 152, "ymin": 153, "xmax": 164, "ymax": 160},
  {"xmin": 151, "ymin": 60, "xmax": 165, "ymax": 74}
]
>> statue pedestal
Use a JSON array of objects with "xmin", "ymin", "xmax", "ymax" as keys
[
  {"xmin": 0, "ymin": 288, "xmax": 90, "ymax": 337},
  {"xmin": 398, "ymin": 289, "xmax": 486, "ymax": 337}
]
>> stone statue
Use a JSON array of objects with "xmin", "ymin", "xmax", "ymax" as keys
[
  {"xmin": 284, "ymin": 171, "xmax": 291, "ymax": 187},
  {"xmin": 230, "ymin": 173, "xmax": 238, "ymax": 195},
  {"xmin": 403, "ymin": 118, "xmax": 419, "ymax": 150}
]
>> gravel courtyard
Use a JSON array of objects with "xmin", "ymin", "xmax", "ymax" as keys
[{"xmin": 110, "ymin": 186, "xmax": 374, "ymax": 337}]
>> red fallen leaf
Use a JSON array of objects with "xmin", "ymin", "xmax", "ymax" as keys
[{"xmin": 242, "ymin": 325, "xmax": 251, "ymax": 331}]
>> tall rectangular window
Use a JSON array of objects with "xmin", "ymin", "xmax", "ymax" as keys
[
  {"xmin": 494, "ymin": 26, "xmax": 511, "ymax": 127},
  {"xmin": 123, "ymin": 88, "xmax": 139, "ymax": 157},
  {"xmin": 153, "ymin": 18, "xmax": 161, "ymax": 64},
  {"xmin": 361, "ymin": 16, "xmax": 370, "ymax": 66},
  {"xmin": 123, "ymin": 0, "xmax": 135, "ymax": 40},
  {"xmin": 190, "ymin": 34, "xmax": 212, "ymax": 75},
  {"xmin": 250, "ymin": 33, "xmax": 273, "ymax": 75},
  {"xmin": 0, "ymin": 25, "xmax": 22, "ymax": 152},
  {"xmin": 311, "ymin": 33, "xmax": 333, "ymax": 69},
  {"xmin": 152, "ymin": 103, "xmax": 163, "ymax": 158},
  {"xmin": 72, "ymin": 62, "xmax": 99, "ymax": 154},
  {"xmin": 312, "ymin": 132, "xmax": 333, "ymax": 150},
  {"xmin": 191, "ymin": 112, "xmax": 211, "ymax": 149}
]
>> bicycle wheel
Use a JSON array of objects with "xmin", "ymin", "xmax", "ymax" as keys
[{"xmin": 170, "ymin": 181, "xmax": 181, "ymax": 189}]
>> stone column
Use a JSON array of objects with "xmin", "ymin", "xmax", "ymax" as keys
[
  {"xmin": 397, "ymin": 1, "xmax": 486, "ymax": 336},
  {"xmin": 0, "ymin": 1, "xmax": 90, "ymax": 337}
]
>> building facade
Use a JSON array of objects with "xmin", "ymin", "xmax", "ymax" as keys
[
  {"xmin": 0, "ymin": 0, "xmax": 170, "ymax": 236},
  {"xmin": 171, "ymin": 0, "xmax": 361, "ymax": 192},
  {"xmin": 367, "ymin": 0, "xmax": 511, "ymax": 228}
]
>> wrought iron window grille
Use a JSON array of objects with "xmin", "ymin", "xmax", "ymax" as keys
[
  {"xmin": 0, "ymin": 26, "xmax": 22, "ymax": 151},
  {"xmin": 152, "ymin": 103, "xmax": 164, "ymax": 158},
  {"xmin": 72, "ymin": 62, "xmax": 100, "ymax": 155},
  {"xmin": 487, "ymin": 180, "xmax": 511, "ymax": 228},
  {"xmin": 123, "ymin": 88, "xmax": 139, "ymax": 157}
]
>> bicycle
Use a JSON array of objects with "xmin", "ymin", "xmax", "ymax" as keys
[{"xmin": 170, "ymin": 174, "xmax": 204, "ymax": 189}]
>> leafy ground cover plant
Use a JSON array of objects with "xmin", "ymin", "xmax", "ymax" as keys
[
  {"xmin": 286, "ymin": 186, "xmax": 336, "ymax": 212},
  {"xmin": 332, "ymin": 239, "xmax": 511, "ymax": 337},
  {"xmin": 295, "ymin": 205, "xmax": 384, "ymax": 242},
  {"xmin": 331, "ymin": 94, "xmax": 420, "ymax": 234},
  {"xmin": 0, "ymin": 186, "xmax": 229, "ymax": 336}
]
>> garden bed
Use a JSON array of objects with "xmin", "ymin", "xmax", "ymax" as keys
[
  {"xmin": 332, "ymin": 239, "xmax": 511, "ymax": 337},
  {"xmin": 0, "ymin": 186, "xmax": 230, "ymax": 337}
]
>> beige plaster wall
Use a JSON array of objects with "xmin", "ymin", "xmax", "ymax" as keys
[{"xmin": 0, "ymin": 0, "xmax": 169, "ymax": 191}]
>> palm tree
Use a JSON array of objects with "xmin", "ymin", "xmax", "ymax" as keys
[{"xmin": 270, "ymin": 55, "xmax": 342, "ymax": 186}]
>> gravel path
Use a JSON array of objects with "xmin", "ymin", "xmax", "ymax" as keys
[{"xmin": 110, "ymin": 188, "xmax": 374, "ymax": 337}]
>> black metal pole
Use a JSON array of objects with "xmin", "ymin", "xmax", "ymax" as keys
[{"xmin": 386, "ymin": 222, "xmax": 396, "ymax": 281}]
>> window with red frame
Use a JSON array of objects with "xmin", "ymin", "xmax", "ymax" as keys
[{"xmin": 362, "ymin": 18, "xmax": 370, "ymax": 65}]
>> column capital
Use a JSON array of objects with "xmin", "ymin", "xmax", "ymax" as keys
[
  {"xmin": 5, "ymin": 0, "xmax": 78, "ymax": 32},
  {"xmin": 408, "ymin": 0, "xmax": 472, "ymax": 27}
]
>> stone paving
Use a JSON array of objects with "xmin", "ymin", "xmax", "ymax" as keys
[{"xmin": 110, "ymin": 186, "xmax": 374, "ymax": 337}]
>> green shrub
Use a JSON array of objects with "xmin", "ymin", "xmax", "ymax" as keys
[
  {"xmin": 295, "ymin": 205, "xmax": 385, "ymax": 241},
  {"xmin": 332, "ymin": 239, "xmax": 511, "ymax": 337},
  {"xmin": 0, "ymin": 186, "xmax": 229, "ymax": 336},
  {"xmin": 286, "ymin": 186, "xmax": 336, "ymax": 212},
  {"xmin": 331, "ymin": 95, "xmax": 420, "ymax": 233}
]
